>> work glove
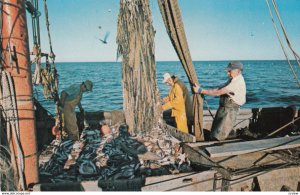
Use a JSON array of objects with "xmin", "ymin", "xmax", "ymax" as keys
[
  {"xmin": 193, "ymin": 83, "xmax": 203, "ymax": 94},
  {"xmin": 163, "ymin": 96, "xmax": 170, "ymax": 103}
]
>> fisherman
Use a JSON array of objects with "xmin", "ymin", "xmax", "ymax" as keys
[
  {"xmin": 41, "ymin": 62, "xmax": 53, "ymax": 99},
  {"xmin": 162, "ymin": 73, "xmax": 192, "ymax": 134},
  {"xmin": 59, "ymin": 80, "xmax": 93, "ymax": 140},
  {"xmin": 193, "ymin": 61, "xmax": 246, "ymax": 141}
]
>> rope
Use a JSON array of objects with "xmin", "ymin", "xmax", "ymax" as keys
[
  {"xmin": 34, "ymin": 0, "xmax": 41, "ymax": 46},
  {"xmin": 43, "ymin": 0, "xmax": 55, "ymax": 61},
  {"xmin": 27, "ymin": 0, "xmax": 42, "ymax": 85},
  {"xmin": 265, "ymin": 116, "xmax": 300, "ymax": 138},
  {"xmin": 1, "ymin": 71, "xmax": 25, "ymax": 190},
  {"xmin": 43, "ymin": 0, "xmax": 62, "ymax": 135},
  {"xmin": 271, "ymin": 0, "xmax": 300, "ymax": 64},
  {"xmin": 265, "ymin": 0, "xmax": 300, "ymax": 87},
  {"xmin": 203, "ymin": 95, "xmax": 214, "ymax": 119}
]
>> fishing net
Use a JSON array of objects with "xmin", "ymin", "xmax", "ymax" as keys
[
  {"xmin": 117, "ymin": 0, "xmax": 161, "ymax": 135},
  {"xmin": 0, "ymin": 145, "xmax": 15, "ymax": 191}
]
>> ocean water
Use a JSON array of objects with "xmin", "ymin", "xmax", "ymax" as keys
[{"xmin": 33, "ymin": 60, "xmax": 300, "ymax": 115}]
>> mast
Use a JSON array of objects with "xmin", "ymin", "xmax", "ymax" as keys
[{"xmin": 1, "ymin": 0, "xmax": 39, "ymax": 188}]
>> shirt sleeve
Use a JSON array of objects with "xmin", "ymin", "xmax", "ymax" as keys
[{"xmin": 224, "ymin": 79, "xmax": 238, "ymax": 94}]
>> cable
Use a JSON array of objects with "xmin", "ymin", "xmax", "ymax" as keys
[
  {"xmin": 1, "ymin": 71, "xmax": 25, "ymax": 190},
  {"xmin": 265, "ymin": 116, "xmax": 300, "ymax": 138},
  {"xmin": 265, "ymin": 0, "xmax": 300, "ymax": 87},
  {"xmin": 271, "ymin": 0, "xmax": 300, "ymax": 65},
  {"xmin": 203, "ymin": 95, "xmax": 214, "ymax": 119}
]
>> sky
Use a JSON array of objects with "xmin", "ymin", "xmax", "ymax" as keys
[{"xmin": 27, "ymin": 0, "xmax": 300, "ymax": 62}]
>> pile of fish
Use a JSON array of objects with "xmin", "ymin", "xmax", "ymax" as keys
[{"xmin": 39, "ymin": 123, "xmax": 192, "ymax": 184}]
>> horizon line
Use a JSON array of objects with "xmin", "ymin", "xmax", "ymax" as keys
[{"xmin": 53, "ymin": 59, "xmax": 293, "ymax": 63}]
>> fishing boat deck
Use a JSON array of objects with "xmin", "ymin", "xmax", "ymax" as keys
[{"xmin": 33, "ymin": 104, "xmax": 300, "ymax": 191}]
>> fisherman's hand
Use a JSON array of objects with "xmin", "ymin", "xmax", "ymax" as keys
[
  {"xmin": 79, "ymin": 107, "xmax": 84, "ymax": 113},
  {"xmin": 163, "ymin": 96, "xmax": 170, "ymax": 103}
]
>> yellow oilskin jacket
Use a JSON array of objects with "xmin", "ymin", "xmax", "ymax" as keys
[{"xmin": 162, "ymin": 83, "xmax": 188, "ymax": 133}]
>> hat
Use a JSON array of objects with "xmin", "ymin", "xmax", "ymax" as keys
[
  {"xmin": 226, "ymin": 61, "xmax": 243, "ymax": 71},
  {"xmin": 163, "ymin": 73, "xmax": 171, "ymax": 83},
  {"xmin": 84, "ymin": 80, "xmax": 93, "ymax": 91}
]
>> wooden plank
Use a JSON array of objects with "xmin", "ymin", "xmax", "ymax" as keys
[
  {"xmin": 187, "ymin": 139, "xmax": 242, "ymax": 148},
  {"xmin": 33, "ymin": 181, "xmax": 102, "ymax": 191},
  {"xmin": 145, "ymin": 172, "xmax": 199, "ymax": 185},
  {"xmin": 165, "ymin": 124, "xmax": 196, "ymax": 142},
  {"xmin": 205, "ymin": 135, "xmax": 300, "ymax": 158},
  {"xmin": 182, "ymin": 143, "xmax": 215, "ymax": 167},
  {"xmin": 81, "ymin": 181, "xmax": 102, "ymax": 191},
  {"xmin": 184, "ymin": 142, "xmax": 285, "ymax": 170},
  {"xmin": 257, "ymin": 166, "xmax": 300, "ymax": 191},
  {"xmin": 182, "ymin": 144, "xmax": 232, "ymax": 178},
  {"xmin": 143, "ymin": 171, "xmax": 217, "ymax": 191}
]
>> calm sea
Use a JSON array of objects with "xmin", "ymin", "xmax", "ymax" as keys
[{"xmin": 33, "ymin": 60, "xmax": 300, "ymax": 115}]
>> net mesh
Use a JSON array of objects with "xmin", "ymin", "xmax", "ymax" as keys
[{"xmin": 0, "ymin": 145, "xmax": 15, "ymax": 191}]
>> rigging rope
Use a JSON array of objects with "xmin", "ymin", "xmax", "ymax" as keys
[
  {"xmin": 265, "ymin": 116, "xmax": 300, "ymax": 138},
  {"xmin": 43, "ymin": 0, "xmax": 55, "ymax": 62},
  {"xmin": 1, "ymin": 71, "xmax": 25, "ymax": 190},
  {"xmin": 43, "ymin": 0, "xmax": 58, "ymax": 97},
  {"xmin": 265, "ymin": 0, "xmax": 300, "ymax": 87},
  {"xmin": 27, "ymin": 0, "xmax": 43, "ymax": 85},
  {"xmin": 42, "ymin": 0, "xmax": 62, "ymax": 137},
  {"xmin": 271, "ymin": 0, "xmax": 300, "ymax": 64}
]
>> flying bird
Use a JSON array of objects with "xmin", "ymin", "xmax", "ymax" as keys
[{"xmin": 99, "ymin": 32, "xmax": 110, "ymax": 44}]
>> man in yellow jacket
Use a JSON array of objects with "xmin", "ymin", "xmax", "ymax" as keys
[{"xmin": 162, "ymin": 73, "xmax": 190, "ymax": 134}]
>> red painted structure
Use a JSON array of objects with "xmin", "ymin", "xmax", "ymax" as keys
[{"xmin": 1, "ymin": 0, "xmax": 39, "ymax": 188}]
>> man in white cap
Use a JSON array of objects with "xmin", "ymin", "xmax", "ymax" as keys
[
  {"xmin": 60, "ymin": 80, "xmax": 93, "ymax": 140},
  {"xmin": 193, "ymin": 61, "xmax": 246, "ymax": 141},
  {"xmin": 162, "ymin": 73, "xmax": 192, "ymax": 134}
]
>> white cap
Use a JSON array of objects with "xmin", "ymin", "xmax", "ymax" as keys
[{"xmin": 163, "ymin": 73, "xmax": 171, "ymax": 83}]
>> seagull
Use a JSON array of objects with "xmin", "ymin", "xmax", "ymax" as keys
[{"xmin": 99, "ymin": 32, "xmax": 110, "ymax": 44}]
